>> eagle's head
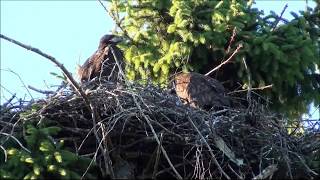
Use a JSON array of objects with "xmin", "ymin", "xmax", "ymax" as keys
[
  {"xmin": 77, "ymin": 34, "xmax": 125, "ymax": 83},
  {"xmin": 99, "ymin": 34, "xmax": 122, "ymax": 48}
]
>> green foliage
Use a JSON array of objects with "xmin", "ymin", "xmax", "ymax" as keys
[
  {"xmin": 50, "ymin": 72, "xmax": 67, "ymax": 82},
  {"xmin": 0, "ymin": 119, "xmax": 97, "ymax": 179},
  {"xmin": 111, "ymin": 0, "xmax": 320, "ymax": 117},
  {"xmin": 239, "ymin": 7, "xmax": 320, "ymax": 118}
]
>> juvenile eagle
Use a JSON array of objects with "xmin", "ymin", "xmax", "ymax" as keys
[
  {"xmin": 77, "ymin": 34, "xmax": 124, "ymax": 82},
  {"xmin": 174, "ymin": 72, "xmax": 230, "ymax": 109}
]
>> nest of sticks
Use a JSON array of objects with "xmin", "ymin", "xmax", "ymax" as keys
[{"xmin": 1, "ymin": 79, "xmax": 319, "ymax": 179}]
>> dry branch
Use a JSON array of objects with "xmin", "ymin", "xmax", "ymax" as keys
[
  {"xmin": 205, "ymin": 43, "xmax": 243, "ymax": 76},
  {"xmin": 0, "ymin": 33, "xmax": 106, "ymax": 174}
]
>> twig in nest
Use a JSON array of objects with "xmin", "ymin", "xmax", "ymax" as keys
[
  {"xmin": 0, "ymin": 145, "xmax": 7, "ymax": 162},
  {"xmin": 227, "ymin": 85, "xmax": 273, "ymax": 95},
  {"xmin": 279, "ymin": 133, "xmax": 293, "ymax": 180},
  {"xmin": 128, "ymin": 89, "xmax": 183, "ymax": 179},
  {"xmin": 0, "ymin": 132, "xmax": 30, "ymax": 153},
  {"xmin": 289, "ymin": 151, "xmax": 319, "ymax": 176},
  {"xmin": 205, "ymin": 43, "xmax": 243, "ymax": 76},
  {"xmin": 1, "ymin": 93, "xmax": 16, "ymax": 108},
  {"xmin": 228, "ymin": 164, "xmax": 243, "ymax": 179},
  {"xmin": 81, "ymin": 134, "xmax": 105, "ymax": 179},
  {"xmin": 253, "ymin": 164, "xmax": 278, "ymax": 180},
  {"xmin": 100, "ymin": 123, "xmax": 115, "ymax": 178},
  {"xmin": 110, "ymin": 46, "xmax": 127, "ymax": 82},
  {"xmin": 152, "ymin": 133, "xmax": 163, "ymax": 179},
  {"xmin": 186, "ymin": 116, "xmax": 231, "ymax": 180},
  {"xmin": 28, "ymin": 85, "xmax": 55, "ymax": 95}
]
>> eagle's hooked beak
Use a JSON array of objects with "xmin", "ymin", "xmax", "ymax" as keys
[{"xmin": 110, "ymin": 35, "xmax": 123, "ymax": 44}]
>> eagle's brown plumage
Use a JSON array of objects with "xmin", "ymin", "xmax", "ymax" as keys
[
  {"xmin": 174, "ymin": 72, "xmax": 230, "ymax": 109},
  {"xmin": 77, "ymin": 34, "xmax": 124, "ymax": 82}
]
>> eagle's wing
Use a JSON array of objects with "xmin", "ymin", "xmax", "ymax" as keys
[
  {"xmin": 77, "ymin": 48, "xmax": 106, "ymax": 82},
  {"xmin": 174, "ymin": 72, "xmax": 230, "ymax": 108},
  {"xmin": 77, "ymin": 34, "xmax": 125, "ymax": 83},
  {"xmin": 205, "ymin": 77, "xmax": 227, "ymax": 94}
]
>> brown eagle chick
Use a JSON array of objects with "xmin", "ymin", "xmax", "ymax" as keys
[
  {"xmin": 77, "ymin": 34, "xmax": 124, "ymax": 82},
  {"xmin": 174, "ymin": 72, "xmax": 230, "ymax": 109}
]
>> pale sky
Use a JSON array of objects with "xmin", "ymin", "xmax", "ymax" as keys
[{"xmin": 0, "ymin": 0, "xmax": 318, "ymax": 119}]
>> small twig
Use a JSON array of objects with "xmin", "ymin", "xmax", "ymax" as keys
[
  {"xmin": 156, "ymin": 160, "xmax": 195, "ymax": 177},
  {"xmin": 97, "ymin": 0, "xmax": 134, "ymax": 42},
  {"xmin": 253, "ymin": 164, "xmax": 278, "ymax": 180},
  {"xmin": 0, "ymin": 84, "xmax": 16, "ymax": 98},
  {"xmin": 226, "ymin": 27, "xmax": 237, "ymax": 53},
  {"xmin": 0, "ymin": 120, "xmax": 17, "ymax": 130},
  {"xmin": 0, "ymin": 132, "xmax": 30, "ymax": 153},
  {"xmin": 81, "ymin": 135, "xmax": 105, "ymax": 179},
  {"xmin": 97, "ymin": 0, "xmax": 109, "ymax": 15},
  {"xmin": 228, "ymin": 85, "xmax": 273, "ymax": 95},
  {"xmin": 228, "ymin": 164, "xmax": 243, "ymax": 180},
  {"xmin": 0, "ymin": 113, "xmax": 20, "ymax": 137},
  {"xmin": 205, "ymin": 44, "xmax": 243, "ymax": 76},
  {"xmin": 301, "ymin": 118, "xmax": 320, "ymax": 122},
  {"xmin": 0, "ymin": 145, "xmax": 7, "ymax": 162},
  {"xmin": 241, "ymin": 57, "xmax": 252, "ymax": 106},
  {"xmin": 78, "ymin": 127, "xmax": 95, "ymax": 152},
  {"xmin": 1, "ymin": 113, "xmax": 20, "ymax": 141},
  {"xmin": 133, "ymin": 96, "xmax": 183, "ymax": 180},
  {"xmin": 1, "ymin": 93, "xmax": 16, "ymax": 108},
  {"xmin": 272, "ymin": 4, "xmax": 288, "ymax": 31},
  {"xmin": 279, "ymin": 133, "xmax": 293, "ymax": 180},
  {"xmin": 109, "ymin": 46, "xmax": 126, "ymax": 82},
  {"xmin": 28, "ymin": 85, "xmax": 55, "ymax": 95},
  {"xmin": 186, "ymin": 116, "xmax": 231, "ymax": 180},
  {"xmin": 100, "ymin": 123, "xmax": 115, "ymax": 179},
  {"xmin": 289, "ymin": 151, "xmax": 319, "ymax": 176},
  {"xmin": 1, "ymin": 68, "xmax": 34, "ymax": 100},
  {"xmin": 152, "ymin": 133, "xmax": 163, "ymax": 179}
]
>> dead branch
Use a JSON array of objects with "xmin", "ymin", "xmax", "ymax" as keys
[
  {"xmin": 28, "ymin": 85, "xmax": 55, "ymax": 95},
  {"xmin": 228, "ymin": 85, "xmax": 273, "ymax": 95},
  {"xmin": 272, "ymin": 4, "xmax": 288, "ymax": 31},
  {"xmin": 205, "ymin": 43, "xmax": 243, "ymax": 76},
  {"xmin": 0, "ymin": 33, "xmax": 105, "ymax": 173},
  {"xmin": 226, "ymin": 27, "xmax": 237, "ymax": 53},
  {"xmin": 0, "ymin": 34, "xmax": 86, "ymax": 107},
  {"xmin": 187, "ymin": 116, "xmax": 230, "ymax": 179}
]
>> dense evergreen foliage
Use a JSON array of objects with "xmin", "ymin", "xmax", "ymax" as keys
[
  {"xmin": 110, "ymin": 0, "xmax": 319, "ymax": 117},
  {"xmin": 0, "ymin": 106, "xmax": 98, "ymax": 179}
]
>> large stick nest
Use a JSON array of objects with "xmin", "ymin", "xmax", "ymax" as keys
[{"xmin": 1, "ymin": 79, "xmax": 319, "ymax": 179}]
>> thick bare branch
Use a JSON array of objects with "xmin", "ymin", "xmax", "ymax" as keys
[{"xmin": 0, "ymin": 33, "xmax": 104, "ymax": 169}]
